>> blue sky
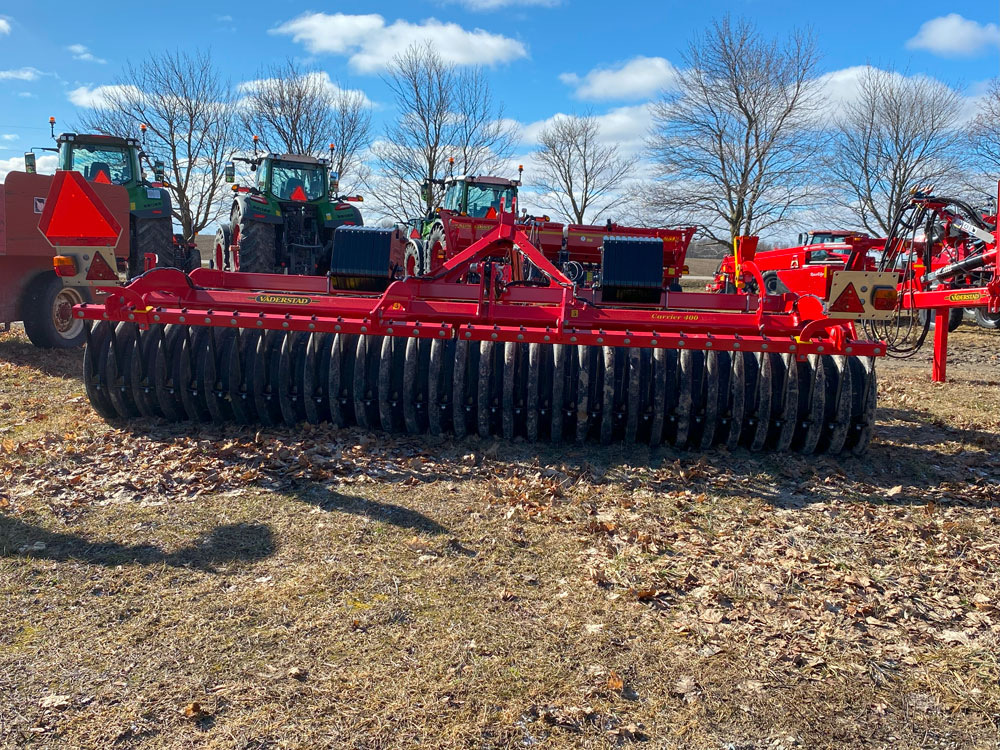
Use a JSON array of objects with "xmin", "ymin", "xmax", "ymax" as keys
[{"xmin": 0, "ymin": 0, "xmax": 997, "ymax": 182}]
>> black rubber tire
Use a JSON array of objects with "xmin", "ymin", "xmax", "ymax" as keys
[
  {"xmin": 234, "ymin": 206, "xmax": 277, "ymax": 274},
  {"xmin": 425, "ymin": 224, "xmax": 446, "ymax": 272},
  {"xmin": 974, "ymin": 308, "xmax": 1000, "ymax": 330},
  {"xmin": 215, "ymin": 224, "xmax": 233, "ymax": 270},
  {"xmin": 918, "ymin": 307, "xmax": 963, "ymax": 332},
  {"xmin": 22, "ymin": 273, "xmax": 90, "ymax": 348},
  {"xmin": 132, "ymin": 217, "xmax": 173, "ymax": 277},
  {"xmin": 403, "ymin": 240, "xmax": 426, "ymax": 277},
  {"xmin": 105, "ymin": 322, "xmax": 142, "ymax": 419}
]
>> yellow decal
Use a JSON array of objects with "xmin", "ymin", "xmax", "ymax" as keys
[
  {"xmin": 651, "ymin": 313, "xmax": 700, "ymax": 321},
  {"xmin": 389, "ymin": 302, "xmax": 405, "ymax": 311},
  {"xmin": 253, "ymin": 294, "xmax": 311, "ymax": 305},
  {"xmin": 945, "ymin": 291, "xmax": 981, "ymax": 303},
  {"xmin": 570, "ymin": 309, "xmax": 579, "ymax": 318}
]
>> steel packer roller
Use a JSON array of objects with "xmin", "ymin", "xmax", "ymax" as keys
[{"xmin": 63, "ymin": 187, "xmax": 886, "ymax": 453}]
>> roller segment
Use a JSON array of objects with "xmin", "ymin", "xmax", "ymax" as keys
[
  {"xmin": 79, "ymin": 322, "xmax": 876, "ymax": 453},
  {"xmin": 83, "ymin": 321, "xmax": 117, "ymax": 420},
  {"xmin": 130, "ymin": 326, "xmax": 164, "ymax": 420},
  {"xmin": 227, "ymin": 329, "xmax": 258, "ymax": 424},
  {"xmin": 203, "ymin": 328, "xmax": 236, "ymax": 424},
  {"xmin": 105, "ymin": 323, "xmax": 141, "ymax": 419}
]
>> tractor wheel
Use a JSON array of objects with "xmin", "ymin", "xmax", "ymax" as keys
[
  {"xmin": 974, "ymin": 308, "xmax": 1000, "ymax": 329},
  {"xmin": 233, "ymin": 207, "xmax": 276, "ymax": 274},
  {"xmin": 215, "ymin": 224, "xmax": 233, "ymax": 270},
  {"xmin": 130, "ymin": 217, "xmax": 173, "ymax": 278},
  {"xmin": 403, "ymin": 239, "xmax": 425, "ymax": 277},
  {"xmin": 918, "ymin": 307, "xmax": 964, "ymax": 332},
  {"xmin": 762, "ymin": 272, "xmax": 781, "ymax": 295},
  {"xmin": 425, "ymin": 224, "xmax": 446, "ymax": 273},
  {"xmin": 22, "ymin": 272, "xmax": 90, "ymax": 348}
]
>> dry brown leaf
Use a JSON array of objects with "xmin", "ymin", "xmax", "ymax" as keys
[
  {"xmin": 39, "ymin": 694, "xmax": 71, "ymax": 710},
  {"xmin": 606, "ymin": 671, "xmax": 624, "ymax": 692},
  {"xmin": 886, "ymin": 485, "xmax": 903, "ymax": 497},
  {"xmin": 182, "ymin": 702, "xmax": 204, "ymax": 719},
  {"xmin": 287, "ymin": 666, "xmax": 307, "ymax": 681}
]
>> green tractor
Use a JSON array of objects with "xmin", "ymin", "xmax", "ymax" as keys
[
  {"xmin": 25, "ymin": 118, "xmax": 194, "ymax": 276},
  {"xmin": 404, "ymin": 161, "xmax": 522, "ymax": 276},
  {"xmin": 216, "ymin": 140, "xmax": 364, "ymax": 275}
]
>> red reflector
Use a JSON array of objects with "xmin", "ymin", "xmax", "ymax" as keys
[
  {"xmin": 94, "ymin": 170, "xmax": 111, "ymax": 184},
  {"xmin": 86, "ymin": 251, "xmax": 119, "ymax": 281},
  {"xmin": 410, "ymin": 229, "xmax": 421, "ymax": 239},
  {"xmin": 290, "ymin": 185, "xmax": 307, "ymax": 202},
  {"xmin": 830, "ymin": 283, "xmax": 865, "ymax": 314},
  {"xmin": 485, "ymin": 206, "xmax": 497, "ymax": 219},
  {"xmin": 38, "ymin": 171, "xmax": 122, "ymax": 247}
]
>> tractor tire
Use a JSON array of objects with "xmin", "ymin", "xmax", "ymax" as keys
[
  {"xmin": 215, "ymin": 224, "xmax": 233, "ymax": 270},
  {"xmin": 130, "ymin": 217, "xmax": 173, "ymax": 278},
  {"xmin": 22, "ymin": 272, "xmax": 91, "ymax": 349},
  {"xmin": 918, "ymin": 307, "xmax": 964, "ymax": 332},
  {"xmin": 403, "ymin": 239, "xmax": 425, "ymax": 277},
  {"xmin": 974, "ymin": 308, "xmax": 1000, "ymax": 329},
  {"xmin": 762, "ymin": 272, "xmax": 781, "ymax": 295},
  {"xmin": 233, "ymin": 208, "xmax": 276, "ymax": 274},
  {"xmin": 424, "ymin": 224, "xmax": 446, "ymax": 273}
]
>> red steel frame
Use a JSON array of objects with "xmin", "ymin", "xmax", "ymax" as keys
[
  {"xmin": 709, "ymin": 184, "xmax": 1000, "ymax": 382},
  {"xmin": 73, "ymin": 208, "xmax": 884, "ymax": 360}
]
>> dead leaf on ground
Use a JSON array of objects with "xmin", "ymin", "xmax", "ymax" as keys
[
  {"xmin": 606, "ymin": 670, "xmax": 624, "ymax": 692},
  {"xmin": 39, "ymin": 694, "xmax": 71, "ymax": 710},
  {"xmin": 182, "ymin": 702, "xmax": 205, "ymax": 719}
]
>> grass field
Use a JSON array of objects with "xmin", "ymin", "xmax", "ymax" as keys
[{"xmin": 2, "ymin": 324, "xmax": 999, "ymax": 749}]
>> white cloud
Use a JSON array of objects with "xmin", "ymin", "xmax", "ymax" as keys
[
  {"xmin": 68, "ymin": 84, "xmax": 142, "ymax": 108},
  {"xmin": 448, "ymin": 0, "xmax": 559, "ymax": 9},
  {"xmin": 907, "ymin": 14, "xmax": 1000, "ymax": 57},
  {"xmin": 560, "ymin": 56, "xmax": 679, "ymax": 101},
  {"xmin": 0, "ymin": 67, "xmax": 43, "ymax": 81},
  {"xmin": 814, "ymin": 65, "xmax": 980, "ymax": 123},
  {"xmin": 1, "ymin": 133, "xmax": 18, "ymax": 141},
  {"xmin": 0, "ymin": 153, "xmax": 56, "ymax": 183},
  {"xmin": 237, "ymin": 71, "xmax": 373, "ymax": 107},
  {"xmin": 271, "ymin": 13, "xmax": 528, "ymax": 72},
  {"xmin": 67, "ymin": 44, "xmax": 107, "ymax": 64},
  {"xmin": 519, "ymin": 104, "xmax": 654, "ymax": 156},
  {"xmin": 18, "ymin": 91, "xmax": 35, "ymax": 98},
  {"xmin": 0, "ymin": 18, "xmax": 10, "ymax": 35}
]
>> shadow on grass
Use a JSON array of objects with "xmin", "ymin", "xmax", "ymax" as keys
[
  {"xmin": 0, "ymin": 517, "xmax": 275, "ymax": 569},
  {"xmin": 0, "ymin": 336, "xmax": 84, "ymax": 381},
  {"xmin": 290, "ymin": 487, "xmax": 448, "ymax": 534}
]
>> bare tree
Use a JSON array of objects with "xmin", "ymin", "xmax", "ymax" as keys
[
  {"xmin": 647, "ymin": 17, "xmax": 820, "ymax": 246},
  {"xmin": 370, "ymin": 42, "xmax": 517, "ymax": 221},
  {"xmin": 239, "ymin": 59, "xmax": 372, "ymax": 186},
  {"xmin": 967, "ymin": 79, "xmax": 1000, "ymax": 206},
  {"xmin": 827, "ymin": 67, "xmax": 964, "ymax": 235},
  {"xmin": 532, "ymin": 114, "xmax": 637, "ymax": 224},
  {"xmin": 79, "ymin": 50, "xmax": 236, "ymax": 241}
]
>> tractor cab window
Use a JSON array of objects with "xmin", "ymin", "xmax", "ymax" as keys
[
  {"xmin": 271, "ymin": 162, "xmax": 325, "ymax": 201},
  {"xmin": 809, "ymin": 233, "xmax": 845, "ymax": 245},
  {"xmin": 443, "ymin": 182, "xmax": 464, "ymax": 213},
  {"xmin": 69, "ymin": 144, "xmax": 132, "ymax": 185},
  {"xmin": 465, "ymin": 183, "xmax": 515, "ymax": 218}
]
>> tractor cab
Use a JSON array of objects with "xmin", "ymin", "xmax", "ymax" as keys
[
  {"xmin": 257, "ymin": 155, "xmax": 331, "ymax": 203},
  {"xmin": 442, "ymin": 175, "xmax": 519, "ymax": 218},
  {"xmin": 56, "ymin": 134, "xmax": 141, "ymax": 187}
]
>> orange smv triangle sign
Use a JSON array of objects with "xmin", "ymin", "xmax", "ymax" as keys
[
  {"xmin": 38, "ymin": 170, "xmax": 122, "ymax": 247},
  {"xmin": 830, "ymin": 282, "xmax": 865, "ymax": 314}
]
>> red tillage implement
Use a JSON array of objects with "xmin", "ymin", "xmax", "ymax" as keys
[{"xmin": 58, "ymin": 188, "xmax": 886, "ymax": 453}]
